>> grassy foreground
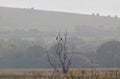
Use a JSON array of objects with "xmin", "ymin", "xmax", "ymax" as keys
[{"xmin": 0, "ymin": 68, "xmax": 120, "ymax": 79}]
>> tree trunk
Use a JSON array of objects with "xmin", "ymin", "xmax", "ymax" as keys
[{"xmin": 63, "ymin": 67, "xmax": 67, "ymax": 74}]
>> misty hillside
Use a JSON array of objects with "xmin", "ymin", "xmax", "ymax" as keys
[
  {"xmin": 0, "ymin": 6, "xmax": 120, "ymax": 68},
  {"xmin": 0, "ymin": 6, "xmax": 120, "ymax": 32}
]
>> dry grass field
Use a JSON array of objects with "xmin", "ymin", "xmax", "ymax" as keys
[{"xmin": 0, "ymin": 68, "xmax": 119, "ymax": 79}]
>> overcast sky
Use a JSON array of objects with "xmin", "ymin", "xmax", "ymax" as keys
[{"xmin": 0, "ymin": 0, "xmax": 120, "ymax": 16}]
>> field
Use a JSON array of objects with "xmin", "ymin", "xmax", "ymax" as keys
[{"xmin": 0, "ymin": 68, "xmax": 119, "ymax": 79}]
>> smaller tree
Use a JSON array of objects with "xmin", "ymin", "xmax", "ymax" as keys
[{"xmin": 47, "ymin": 32, "xmax": 74, "ymax": 74}]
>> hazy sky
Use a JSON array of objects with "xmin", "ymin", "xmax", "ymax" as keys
[{"xmin": 0, "ymin": 0, "xmax": 120, "ymax": 16}]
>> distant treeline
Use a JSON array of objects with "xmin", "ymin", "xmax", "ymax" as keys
[{"xmin": 0, "ymin": 37, "xmax": 119, "ymax": 68}]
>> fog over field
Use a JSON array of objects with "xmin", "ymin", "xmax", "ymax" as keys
[{"xmin": 0, "ymin": 6, "xmax": 120, "ymax": 68}]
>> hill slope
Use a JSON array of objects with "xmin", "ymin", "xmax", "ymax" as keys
[{"xmin": 0, "ymin": 6, "xmax": 120, "ymax": 32}]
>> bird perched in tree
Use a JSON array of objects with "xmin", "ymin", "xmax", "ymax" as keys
[
  {"xmin": 60, "ymin": 37, "xmax": 63, "ymax": 40},
  {"xmin": 56, "ymin": 36, "xmax": 58, "ymax": 40}
]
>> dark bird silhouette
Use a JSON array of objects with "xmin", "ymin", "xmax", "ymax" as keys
[
  {"xmin": 60, "ymin": 37, "xmax": 63, "ymax": 40},
  {"xmin": 56, "ymin": 36, "xmax": 58, "ymax": 40}
]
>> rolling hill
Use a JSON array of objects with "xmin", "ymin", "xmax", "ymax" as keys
[{"xmin": 0, "ymin": 6, "xmax": 120, "ymax": 32}]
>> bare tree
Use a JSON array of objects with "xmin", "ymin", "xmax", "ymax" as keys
[{"xmin": 46, "ymin": 32, "xmax": 74, "ymax": 74}]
